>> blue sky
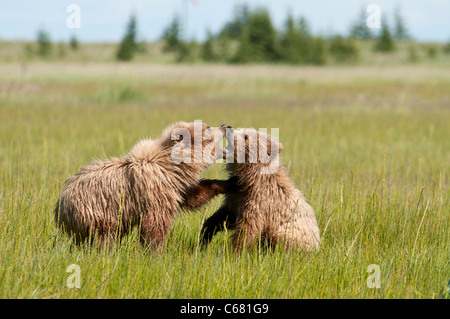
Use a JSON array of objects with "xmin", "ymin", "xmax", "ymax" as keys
[{"xmin": 0, "ymin": 0, "xmax": 449, "ymax": 43}]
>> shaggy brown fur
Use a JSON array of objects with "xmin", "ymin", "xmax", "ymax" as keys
[
  {"xmin": 54, "ymin": 122, "xmax": 230, "ymax": 249},
  {"xmin": 201, "ymin": 127, "xmax": 321, "ymax": 252}
]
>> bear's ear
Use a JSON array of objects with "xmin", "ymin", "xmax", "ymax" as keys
[{"xmin": 267, "ymin": 140, "xmax": 283, "ymax": 157}]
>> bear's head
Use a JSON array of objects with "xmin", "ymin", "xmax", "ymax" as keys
[
  {"xmin": 224, "ymin": 126, "xmax": 283, "ymax": 175},
  {"xmin": 160, "ymin": 121, "xmax": 227, "ymax": 167}
]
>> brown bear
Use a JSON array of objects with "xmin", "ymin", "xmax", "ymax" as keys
[
  {"xmin": 201, "ymin": 127, "xmax": 321, "ymax": 252},
  {"xmin": 54, "ymin": 121, "xmax": 232, "ymax": 249}
]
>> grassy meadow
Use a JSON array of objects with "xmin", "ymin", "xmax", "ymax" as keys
[{"xmin": 0, "ymin": 62, "xmax": 449, "ymax": 298}]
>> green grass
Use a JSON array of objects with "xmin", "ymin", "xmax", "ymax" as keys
[{"xmin": 0, "ymin": 62, "xmax": 448, "ymax": 298}]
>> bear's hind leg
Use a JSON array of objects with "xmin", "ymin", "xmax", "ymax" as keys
[
  {"xmin": 139, "ymin": 214, "xmax": 173, "ymax": 252},
  {"xmin": 231, "ymin": 221, "xmax": 259, "ymax": 253}
]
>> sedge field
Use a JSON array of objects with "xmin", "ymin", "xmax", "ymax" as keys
[{"xmin": 0, "ymin": 62, "xmax": 449, "ymax": 298}]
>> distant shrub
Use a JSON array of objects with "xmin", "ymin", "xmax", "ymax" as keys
[
  {"xmin": 117, "ymin": 86, "xmax": 144, "ymax": 103},
  {"xmin": 176, "ymin": 42, "xmax": 197, "ymax": 63},
  {"xmin": 23, "ymin": 43, "xmax": 35, "ymax": 58},
  {"xmin": 216, "ymin": 34, "xmax": 233, "ymax": 62},
  {"xmin": 407, "ymin": 45, "xmax": 419, "ymax": 63},
  {"xmin": 329, "ymin": 36, "xmax": 359, "ymax": 63},
  {"xmin": 57, "ymin": 43, "xmax": 67, "ymax": 59},
  {"xmin": 443, "ymin": 40, "xmax": 450, "ymax": 54},
  {"xmin": 92, "ymin": 86, "xmax": 145, "ymax": 104},
  {"xmin": 136, "ymin": 41, "xmax": 149, "ymax": 54},
  {"xmin": 69, "ymin": 35, "xmax": 79, "ymax": 51},
  {"xmin": 424, "ymin": 45, "xmax": 438, "ymax": 59}
]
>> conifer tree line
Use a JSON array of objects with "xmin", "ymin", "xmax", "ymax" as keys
[{"xmin": 24, "ymin": 4, "xmax": 450, "ymax": 63}]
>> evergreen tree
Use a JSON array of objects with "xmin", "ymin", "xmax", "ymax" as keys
[
  {"xmin": 280, "ymin": 15, "xmax": 314, "ymax": 64},
  {"xmin": 281, "ymin": 14, "xmax": 302, "ymax": 64},
  {"xmin": 220, "ymin": 4, "xmax": 251, "ymax": 39},
  {"xmin": 350, "ymin": 8, "xmax": 373, "ymax": 39},
  {"xmin": 162, "ymin": 15, "xmax": 183, "ymax": 53},
  {"xmin": 297, "ymin": 17, "xmax": 313, "ymax": 63},
  {"xmin": 393, "ymin": 6, "xmax": 409, "ymax": 40},
  {"xmin": 36, "ymin": 29, "xmax": 52, "ymax": 58},
  {"xmin": 116, "ymin": 14, "xmax": 138, "ymax": 61},
  {"xmin": 374, "ymin": 19, "xmax": 395, "ymax": 52},
  {"xmin": 234, "ymin": 9, "xmax": 280, "ymax": 63},
  {"xmin": 233, "ymin": 27, "xmax": 252, "ymax": 63},
  {"xmin": 201, "ymin": 30, "xmax": 217, "ymax": 62}
]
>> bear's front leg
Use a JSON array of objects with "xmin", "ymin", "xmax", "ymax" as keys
[
  {"xmin": 200, "ymin": 206, "xmax": 237, "ymax": 248},
  {"xmin": 181, "ymin": 176, "xmax": 239, "ymax": 211}
]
